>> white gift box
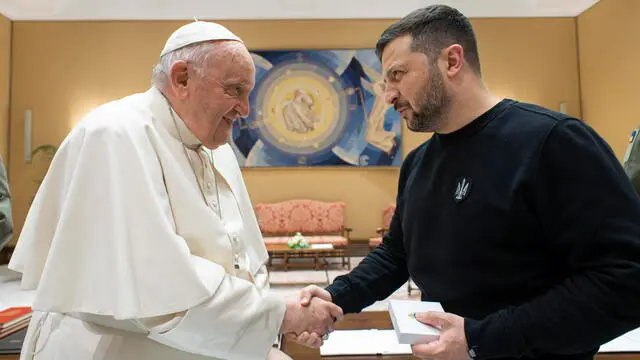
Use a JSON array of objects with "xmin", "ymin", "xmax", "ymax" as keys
[{"xmin": 388, "ymin": 299, "xmax": 444, "ymax": 344}]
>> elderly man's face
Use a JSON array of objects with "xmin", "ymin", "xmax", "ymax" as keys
[{"xmin": 187, "ymin": 42, "xmax": 255, "ymax": 149}]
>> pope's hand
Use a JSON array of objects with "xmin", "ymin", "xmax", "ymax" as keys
[
  {"xmin": 285, "ymin": 285, "xmax": 335, "ymax": 348},
  {"xmin": 411, "ymin": 311, "xmax": 470, "ymax": 360},
  {"xmin": 299, "ymin": 285, "xmax": 332, "ymax": 305},
  {"xmin": 280, "ymin": 296, "xmax": 342, "ymax": 340}
]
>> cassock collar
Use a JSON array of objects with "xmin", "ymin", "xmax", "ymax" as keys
[{"xmin": 148, "ymin": 86, "xmax": 202, "ymax": 149}]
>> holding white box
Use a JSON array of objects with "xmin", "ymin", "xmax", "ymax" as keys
[{"xmin": 388, "ymin": 299, "xmax": 445, "ymax": 344}]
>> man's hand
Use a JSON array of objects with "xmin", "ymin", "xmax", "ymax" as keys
[
  {"xmin": 411, "ymin": 311, "xmax": 470, "ymax": 360},
  {"xmin": 284, "ymin": 285, "xmax": 336, "ymax": 348},
  {"xmin": 280, "ymin": 296, "xmax": 343, "ymax": 339}
]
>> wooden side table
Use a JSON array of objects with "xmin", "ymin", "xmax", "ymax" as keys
[{"xmin": 266, "ymin": 244, "xmax": 349, "ymax": 271}]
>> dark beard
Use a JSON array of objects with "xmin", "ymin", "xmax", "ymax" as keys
[{"xmin": 407, "ymin": 67, "xmax": 449, "ymax": 132}]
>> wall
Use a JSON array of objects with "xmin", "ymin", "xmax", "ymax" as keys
[
  {"xmin": 577, "ymin": 0, "xmax": 640, "ymax": 159},
  {"xmin": 0, "ymin": 14, "xmax": 10, "ymax": 163},
  {"xmin": 8, "ymin": 18, "xmax": 581, "ymax": 243}
]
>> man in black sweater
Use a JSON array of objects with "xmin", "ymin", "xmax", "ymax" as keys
[{"xmin": 289, "ymin": 4, "xmax": 640, "ymax": 360}]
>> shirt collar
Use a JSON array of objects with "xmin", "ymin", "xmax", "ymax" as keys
[{"xmin": 148, "ymin": 86, "xmax": 202, "ymax": 149}]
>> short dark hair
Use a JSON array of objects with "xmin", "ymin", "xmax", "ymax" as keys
[{"xmin": 375, "ymin": 4, "xmax": 481, "ymax": 76}]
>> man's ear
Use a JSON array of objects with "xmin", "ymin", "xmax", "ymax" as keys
[
  {"xmin": 443, "ymin": 44, "xmax": 464, "ymax": 78},
  {"xmin": 169, "ymin": 60, "xmax": 190, "ymax": 99}
]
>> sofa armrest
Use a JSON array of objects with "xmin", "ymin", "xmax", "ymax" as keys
[
  {"xmin": 341, "ymin": 227, "xmax": 353, "ymax": 238},
  {"xmin": 376, "ymin": 227, "xmax": 389, "ymax": 236}
]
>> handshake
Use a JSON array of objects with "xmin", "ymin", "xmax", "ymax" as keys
[
  {"xmin": 275, "ymin": 285, "xmax": 472, "ymax": 360},
  {"xmin": 279, "ymin": 285, "xmax": 341, "ymax": 348}
]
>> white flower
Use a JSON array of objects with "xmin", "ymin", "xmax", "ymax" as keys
[{"xmin": 289, "ymin": 232, "xmax": 308, "ymax": 248}]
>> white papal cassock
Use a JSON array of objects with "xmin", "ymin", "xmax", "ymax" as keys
[{"xmin": 8, "ymin": 86, "xmax": 286, "ymax": 360}]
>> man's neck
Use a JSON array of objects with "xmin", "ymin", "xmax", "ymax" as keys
[{"xmin": 437, "ymin": 82, "xmax": 502, "ymax": 134}]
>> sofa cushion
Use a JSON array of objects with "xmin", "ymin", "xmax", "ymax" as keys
[
  {"xmin": 264, "ymin": 236, "xmax": 348, "ymax": 247},
  {"xmin": 255, "ymin": 200, "xmax": 346, "ymax": 235}
]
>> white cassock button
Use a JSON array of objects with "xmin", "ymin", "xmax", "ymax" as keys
[{"xmin": 206, "ymin": 182, "xmax": 212, "ymax": 189}]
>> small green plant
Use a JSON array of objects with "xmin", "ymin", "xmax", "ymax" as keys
[{"xmin": 31, "ymin": 144, "xmax": 57, "ymax": 160}]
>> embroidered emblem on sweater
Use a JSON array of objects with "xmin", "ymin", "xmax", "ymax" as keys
[{"xmin": 454, "ymin": 177, "xmax": 472, "ymax": 202}]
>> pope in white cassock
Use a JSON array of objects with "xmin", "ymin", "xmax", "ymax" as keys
[{"xmin": 7, "ymin": 21, "xmax": 343, "ymax": 360}]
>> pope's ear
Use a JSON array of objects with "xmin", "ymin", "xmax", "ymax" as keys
[{"xmin": 169, "ymin": 60, "xmax": 190, "ymax": 98}]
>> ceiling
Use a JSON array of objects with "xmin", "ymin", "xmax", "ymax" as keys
[{"xmin": 0, "ymin": 0, "xmax": 600, "ymax": 21}]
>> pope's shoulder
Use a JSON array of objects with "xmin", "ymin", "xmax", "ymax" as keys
[{"xmin": 67, "ymin": 91, "xmax": 155, "ymax": 142}]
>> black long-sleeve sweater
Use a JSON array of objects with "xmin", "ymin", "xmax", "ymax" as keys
[{"xmin": 326, "ymin": 99, "xmax": 640, "ymax": 360}]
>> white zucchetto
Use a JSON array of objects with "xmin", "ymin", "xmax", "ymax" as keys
[{"xmin": 160, "ymin": 21, "xmax": 243, "ymax": 57}]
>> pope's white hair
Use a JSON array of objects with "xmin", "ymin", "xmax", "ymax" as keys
[{"xmin": 151, "ymin": 41, "xmax": 218, "ymax": 89}]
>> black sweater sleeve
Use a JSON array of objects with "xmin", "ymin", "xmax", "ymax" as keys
[
  {"xmin": 464, "ymin": 119, "xmax": 640, "ymax": 359},
  {"xmin": 324, "ymin": 146, "xmax": 420, "ymax": 314}
]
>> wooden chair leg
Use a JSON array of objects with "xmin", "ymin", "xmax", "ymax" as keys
[
  {"xmin": 345, "ymin": 256, "xmax": 351, "ymax": 270},
  {"xmin": 284, "ymin": 254, "xmax": 289, "ymax": 271}
]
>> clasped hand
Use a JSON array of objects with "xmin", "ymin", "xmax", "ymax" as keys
[
  {"xmin": 279, "ymin": 285, "xmax": 339, "ymax": 348},
  {"xmin": 280, "ymin": 288, "xmax": 343, "ymax": 346},
  {"xmin": 282, "ymin": 285, "xmax": 336, "ymax": 348},
  {"xmin": 288, "ymin": 285, "xmax": 471, "ymax": 360}
]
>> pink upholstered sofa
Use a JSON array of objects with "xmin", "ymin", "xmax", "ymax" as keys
[
  {"xmin": 254, "ymin": 199, "xmax": 352, "ymax": 248},
  {"xmin": 369, "ymin": 204, "xmax": 396, "ymax": 249}
]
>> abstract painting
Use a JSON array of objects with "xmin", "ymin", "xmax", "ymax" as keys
[{"xmin": 230, "ymin": 49, "xmax": 402, "ymax": 167}]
